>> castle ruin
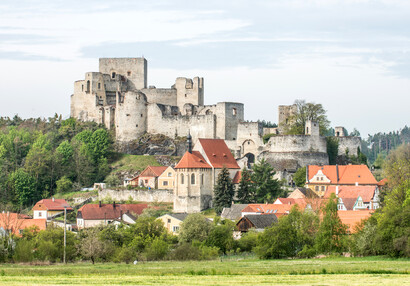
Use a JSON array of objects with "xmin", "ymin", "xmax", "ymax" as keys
[{"xmin": 71, "ymin": 58, "xmax": 361, "ymax": 182}]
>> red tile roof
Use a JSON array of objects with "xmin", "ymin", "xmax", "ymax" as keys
[
  {"xmin": 308, "ymin": 165, "xmax": 378, "ymax": 185},
  {"xmin": 32, "ymin": 199, "xmax": 73, "ymax": 211},
  {"xmin": 242, "ymin": 203, "xmax": 294, "ymax": 216},
  {"xmin": 378, "ymin": 178, "xmax": 388, "ymax": 186},
  {"xmin": 0, "ymin": 213, "xmax": 46, "ymax": 236},
  {"xmin": 232, "ymin": 171, "xmax": 242, "ymax": 184},
  {"xmin": 338, "ymin": 210, "xmax": 373, "ymax": 232},
  {"xmin": 324, "ymin": 185, "xmax": 376, "ymax": 203},
  {"xmin": 77, "ymin": 203, "xmax": 149, "ymax": 220},
  {"xmin": 197, "ymin": 139, "xmax": 240, "ymax": 169},
  {"xmin": 140, "ymin": 166, "xmax": 168, "ymax": 177},
  {"xmin": 174, "ymin": 151, "xmax": 212, "ymax": 169}
]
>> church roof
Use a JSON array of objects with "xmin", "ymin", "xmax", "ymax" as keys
[
  {"xmin": 174, "ymin": 151, "xmax": 212, "ymax": 169},
  {"xmin": 308, "ymin": 165, "xmax": 378, "ymax": 185},
  {"xmin": 197, "ymin": 139, "xmax": 240, "ymax": 169}
]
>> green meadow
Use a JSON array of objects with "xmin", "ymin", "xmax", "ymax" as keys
[{"xmin": 0, "ymin": 256, "xmax": 409, "ymax": 285}]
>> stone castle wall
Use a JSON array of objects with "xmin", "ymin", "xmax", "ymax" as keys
[
  {"xmin": 266, "ymin": 135, "xmax": 327, "ymax": 153},
  {"xmin": 99, "ymin": 189, "xmax": 174, "ymax": 203},
  {"xmin": 337, "ymin": 136, "xmax": 361, "ymax": 156}
]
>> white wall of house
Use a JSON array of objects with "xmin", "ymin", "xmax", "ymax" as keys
[{"xmin": 33, "ymin": 210, "xmax": 47, "ymax": 219}]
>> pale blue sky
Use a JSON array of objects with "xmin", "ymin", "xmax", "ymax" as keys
[{"xmin": 0, "ymin": 0, "xmax": 409, "ymax": 137}]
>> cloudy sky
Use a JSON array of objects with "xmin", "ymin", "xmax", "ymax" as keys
[{"xmin": 0, "ymin": 0, "xmax": 409, "ymax": 137}]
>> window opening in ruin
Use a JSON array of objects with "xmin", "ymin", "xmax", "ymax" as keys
[
  {"xmin": 136, "ymin": 124, "xmax": 138, "ymax": 128},
  {"xmin": 141, "ymin": 114, "xmax": 143, "ymax": 117},
  {"xmin": 232, "ymin": 108, "xmax": 237, "ymax": 116},
  {"xmin": 112, "ymin": 72, "xmax": 116, "ymax": 79},
  {"xmin": 181, "ymin": 174, "xmax": 184, "ymax": 184},
  {"xmin": 86, "ymin": 80, "xmax": 90, "ymax": 93},
  {"xmin": 82, "ymin": 85, "xmax": 84, "ymax": 91},
  {"xmin": 306, "ymin": 127, "xmax": 309, "ymax": 134},
  {"xmin": 191, "ymin": 174, "xmax": 195, "ymax": 185},
  {"xmin": 201, "ymin": 174, "xmax": 204, "ymax": 185},
  {"xmin": 127, "ymin": 71, "xmax": 131, "ymax": 76},
  {"xmin": 185, "ymin": 94, "xmax": 187, "ymax": 97},
  {"xmin": 98, "ymin": 83, "xmax": 101, "ymax": 89}
]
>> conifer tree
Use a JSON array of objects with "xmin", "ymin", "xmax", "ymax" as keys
[
  {"xmin": 236, "ymin": 168, "xmax": 254, "ymax": 203},
  {"xmin": 251, "ymin": 159, "xmax": 282, "ymax": 202},
  {"xmin": 213, "ymin": 166, "xmax": 234, "ymax": 215}
]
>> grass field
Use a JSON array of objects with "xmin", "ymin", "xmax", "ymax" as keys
[{"xmin": 0, "ymin": 257, "xmax": 409, "ymax": 285}]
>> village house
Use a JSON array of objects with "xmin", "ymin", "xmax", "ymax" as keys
[
  {"xmin": 241, "ymin": 204, "xmax": 294, "ymax": 218},
  {"xmin": 287, "ymin": 187, "xmax": 319, "ymax": 199},
  {"xmin": 157, "ymin": 166, "xmax": 176, "ymax": 190},
  {"xmin": 32, "ymin": 198, "xmax": 73, "ymax": 219},
  {"xmin": 236, "ymin": 214, "xmax": 278, "ymax": 233},
  {"xmin": 157, "ymin": 213, "xmax": 189, "ymax": 234},
  {"xmin": 0, "ymin": 212, "xmax": 46, "ymax": 236},
  {"xmin": 136, "ymin": 166, "xmax": 168, "ymax": 189},
  {"xmin": 173, "ymin": 135, "xmax": 240, "ymax": 213},
  {"xmin": 306, "ymin": 164, "xmax": 378, "ymax": 197},
  {"xmin": 324, "ymin": 185, "xmax": 380, "ymax": 210},
  {"xmin": 337, "ymin": 210, "xmax": 374, "ymax": 233},
  {"xmin": 76, "ymin": 202, "xmax": 149, "ymax": 229}
]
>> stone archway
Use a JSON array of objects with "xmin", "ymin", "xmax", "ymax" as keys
[{"xmin": 244, "ymin": 153, "xmax": 255, "ymax": 164}]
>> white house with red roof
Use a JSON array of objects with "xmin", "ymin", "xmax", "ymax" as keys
[
  {"xmin": 32, "ymin": 198, "xmax": 73, "ymax": 219},
  {"xmin": 135, "ymin": 165, "xmax": 168, "ymax": 189},
  {"xmin": 173, "ymin": 135, "xmax": 240, "ymax": 213},
  {"xmin": 77, "ymin": 202, "xmax": 149, "ymax": 229}
]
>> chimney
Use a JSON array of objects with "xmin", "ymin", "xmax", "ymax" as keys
[
  {"xmin": 336, "ymin": 164, "xmax": 339, "ymax": 183},
  {"xmin": 99, "ymin": 201, "xmax": 102, "ymax": 208},
  {"xmin": 355, "ymin": 182, "xmax": 359, "ymax": 186},
  {"xmin": 187, "ymin": 131, "xmax": 192, "ymax": 154},
  {"xmin": 336, "ymin": 186, "xmax": 339, "ymax": 196},
  {"xmin": 52, "ymin": 197, "xmax": 55, "ymax": 202},
  {"xmin": 306, "ymin": 165, "xmax": 309, "ymax": 183}
]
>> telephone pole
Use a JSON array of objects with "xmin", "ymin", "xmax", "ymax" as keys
[{"xmin": 63, "ymin": 206, "xmax": 67, "ymax": 264}]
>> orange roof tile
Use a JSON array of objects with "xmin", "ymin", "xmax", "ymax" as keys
[
  {"xmin": 378, "ymin": 178, "xmax": 388, "ymax": 186},
  {"xmin": 0, "ymin": 213, "xmax": 46, "ymax": 236},
  {"xmin": 233, "ymin": 171, "xmax": 242, "ymax": 184},
  {"xmin": 32, "ymin": 199, "xmax": 73, "ymax": 211},
  {"xmin": 308, "ymin": 165, "xmax": 378, "ymax": 185},
  {"xmin": 197, "ymin": 139, "xmax": 240, "ymax": 169},
  {"xmin": 338, "ymin": 210, "xmax": 373, "ymax": 232},
  {"xmin": 324, "ymin": 185, "xmax": 376, "ymax": 203},
  {"xmin": 78, "ymin": 203, "xmax": 149, "ymax": 220},
  {"xmin": 174, "ymin": 151, "xmax": 212, "ymax": 169},
  {"xmin": 241, "ymin": 203, "xmax": 294, "ymax": 215}
]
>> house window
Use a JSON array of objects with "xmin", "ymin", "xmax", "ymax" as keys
[
  {"xmin": 167, "ymin": 219, "xmax": 171, "ymax": 223},
  {"xmin": 38, "ymin": 212, "xmax": 42, "ymax": 217},
  {"xmin": 145, "ymin": 180, "xmax": 148, "ymax": 184},
  {"xmin": 321, "ymin": 186, "xmax": 325, "ymax": 191},
  {"xmin": 168, "ymin": 172, "xmax": 172, "ymax": 177},
  {"xmin": 173, "ymin": 226, "xmax": 180, "ymax": 232},
  {"xmin": 191, "ymin": 174, "xmax": 195, "ymax": 185},
  {"xmin": 112, "ymin": 72, "xmax": 116, "ymax": 79},
  {"xmin": 181, "ymin": 173, "xmax": 184, "ymax": 184},
  {"xmin": 163, "ymin": 181, "xmax": 168, "ymax": 186},
  {"xmin": 315, "ymin": 186, "xmax": 319, "ymax": 191}
]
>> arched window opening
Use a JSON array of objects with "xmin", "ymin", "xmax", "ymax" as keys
[
  {"xmin": 86, "ymin": 80, "xmax": 90, "ymax": 93},
  {"xmin": 191, "ymin": 173, "xmax": 195, "ymax": 185},
  {"xmin": 112, "ymin": 72, "xmax": 116, "ymax": 79}
]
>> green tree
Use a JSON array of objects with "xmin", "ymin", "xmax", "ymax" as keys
[
  {"xmin": 315, "ymin": 194, "xmax": 348, "ymax": 254},
  {"xmin": 178, "ymin": 213, "xmax": 212, "ymax": 243},
  {"xmin": 293, "ymin": 166, "xmax": 306, "ymax": 187},
  {"xmin": 56, "ymin": 176, "xmax": 73, "ymax": 193},
  {"xmin": 285, "ymin": 100, "xmax": 330, "ymax": 135},
  {"xmin": 205, "ymin": 220, "xmax": 235, "ymax": 254},
  {"xmin": 213, "ymin": 166, "xmax": 235, "ymax": 215},
  {"xmin": 236, "ymin": 168, "xmax": 254, "ymax": 203},
  {"xmin": 8, "ymin": 168, "xmax": 37, "ymax": 207},
  {"xmin": 326, "ymin": 137, "xmax": 339, "ymax": 165},
  {"xmin": 383, "ymin": 144, "xmax": 410, "ymax": 189},
  {"xmin": 251, "ymin": 159, "xmax": 282, "ymax": 202}
]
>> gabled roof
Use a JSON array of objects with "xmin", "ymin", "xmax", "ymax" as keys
[
  {"xmin": 139, "ymin": 166, "xmax": 168, "ymax": 177},
  {"xmin": 295, "ymin": 187, "xmax": 319, "ymax": 198},
  {"xmin": 232, "ymin": 171, "xmax": 242, "ymax": 184},
  {"xmin": 167, "ymin": 213, "xmax": 189, "ymax": 221},
  {"xmin": 0, "ymin": 213, "xmax": 46, "ymax": 236},
  {"xmin": 242, "ymin": 203, "xmax": 294, "ymax": 215},
  {"xmin": 338, "ymin": 210, "xmax": 373, "ymax": 232},
  {"xmin": 32, "ymin": 199, "xmax": 73, "ymax": 211},
  {"xmin": 239, "ymin": 214, "xmax": 278, "ymax": 229},
  {"xmin": 196, "ymin": 139, "xmax": 240, "ymax": 169},
  {"xmin": 308, "ymin": 165, "xmax": 378, "ymax": 185},
  {"xmin": 77, "ymin": 203, "xmax": 149, "ymax": 220},
  {"xmin": 221, "ymin": 204, "xmax": 248, "ymax": 220},
  {"xmin": 378, "ymin": 178, "xmax": 388, "ymax": 186},
  {"xmin": 174, "ymin": 151, "xmax": 212, "ymax": 169},
  {"xmin": 324, "ymin": 185, "xmax": 376, "ymax": 203}
]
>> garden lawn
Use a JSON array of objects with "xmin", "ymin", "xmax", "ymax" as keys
[{"xmin": 0, "ymin": 257, "xmax": 409, "ymax": 285}]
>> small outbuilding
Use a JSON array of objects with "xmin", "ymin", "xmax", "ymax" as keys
[{"xmin": 236, "ymin": 214, "xmax": 278, "ymax": 233}]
